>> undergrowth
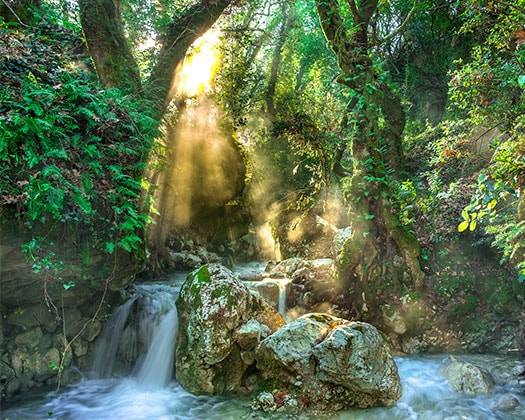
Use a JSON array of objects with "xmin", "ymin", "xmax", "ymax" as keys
[{"xmin": 0, "ymin": 25, "xmax": 160, "ymax": 257}]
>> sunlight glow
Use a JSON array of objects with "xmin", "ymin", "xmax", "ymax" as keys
[{"xmin": 177, "ymin": 30, "xmax": 221, "ymax": 96}]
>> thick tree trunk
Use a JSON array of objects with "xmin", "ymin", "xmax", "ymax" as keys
[
  {"xmin": 79, "ymin": 0, "xmax": 232, "ymax": 114},
  {"xmin": 315, "ymin": 0, "xmax": 423, "ymax": 317},
  {"xmin": 146, "ymin": 0, "xmax": 232, "ymax": 115},
  {"xmin": 77, "ymin": 0, "xmax": 235, "ymax": 271},
  {"xmin": 78, "ymin": 0, "xmax": 141, "ymax": 92}
]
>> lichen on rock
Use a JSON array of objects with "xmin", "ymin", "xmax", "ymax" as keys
[
  {"xmin": 175, "ymin": 263, "xmax": 285, "ymax": 394},
  {"xmin": 439, "ymin": 356, "xmax": 495, "ymax": 395},
  {"xmin": 253, "ymin": 313, "xmax": 401, "ymax": 412}
]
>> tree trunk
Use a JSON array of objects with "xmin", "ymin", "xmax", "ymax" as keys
[
  {"xmin": 146, "ymin": 0, "xmax": 232, "ymax": 115},
  {"xmin": 315, "ymin": 0, "xmax": 423, "ymax": 318},
  {"xmin": 78, "ymin": 0, "xmax": 141, "ymax": 92},
  {"xmin": 264, "ymin": 2, "xmax": 293, "ymax": 117},
  {"xmin": 78, "ymin": 0, "xmax": 232, "ymax": 114},
  {"xmin": 77, "ymin": 0, "xmax": 234, "ymax": 271}
]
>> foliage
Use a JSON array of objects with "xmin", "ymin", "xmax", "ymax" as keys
[
  {"xmin": 449, "ymin": 0, "xmax": 525, "ymax": 281},
  {"xmin": 0, "ymin": 17, "xmax": 161, "ymax": 391},
  {"xmin": 0, "ymin": 26, "xmax": 159, "ymax": 259},
  {"xmin": 215, "ymin": 0, "xmax": 347, "ymax": 213},
  {"xmin": 390, "ymin": 0, "xmax": 474, "ymax": 124},
  {"xmin": 119, "ymin": 0, "xmax": 199, "ymax": 78}
]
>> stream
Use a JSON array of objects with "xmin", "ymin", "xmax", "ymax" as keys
[{"xmin": 2, "ymin": 270, "xmax": 525, "ymax": 419}]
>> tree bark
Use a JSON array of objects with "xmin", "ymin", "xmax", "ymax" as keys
[
  {"xmin": 264, "ymin": 2, "xmax": 294, "ymax": 117},
  {"xmin": 77, "ymin": 0, "xmax": 235, "ymax": 271},
  {"xmin": 146, "ymin": 0, "xmax": 232, "ymax": 115},
  {"xmin": 78, "ymin": 0, "xmax": 142, "ymax": 92},
  {"xmin": 315, "ymin": 0, "xmax": 423, "ymax": 318},
  {"xmin": 78, "ymin": 0, "xmax": 233, "ymax": 114}
]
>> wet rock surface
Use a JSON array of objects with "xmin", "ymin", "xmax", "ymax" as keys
[
  {"xmin": 253, "ymin": 313, "xmax": 402, "ymax": 412},
  {"xmin": 439, "ymin": 355, "xmax": 495, "ymax": 395},
  {"xmin": 0, "ymin": 222, "xmax": 128, "ymax": 400},
  {"xmin": 175, "ymin": 264, "xmax": 285, "ymax": 394}
]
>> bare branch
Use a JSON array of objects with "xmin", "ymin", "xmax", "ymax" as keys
[
  {"xmin": 376, "ymin": 0, "xmax": 419, "ymax": 45},
  {"xmin": 1, "ymin": 0, "xmax": 31, "ymax": 27}
]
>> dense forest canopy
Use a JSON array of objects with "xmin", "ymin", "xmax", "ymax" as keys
[{"xmin": 1, "ymin": 0, "xmax": 524, "ymax": 302}]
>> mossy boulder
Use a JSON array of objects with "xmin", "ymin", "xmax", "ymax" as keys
[
  {"xmin": 175, "ymin": 264, "xmax": 285, "ymax": 394},
  {"xmin": 253, "ymin": 313, "xmax": 401, "ymax": 412}
]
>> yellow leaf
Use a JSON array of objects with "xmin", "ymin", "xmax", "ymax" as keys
[
  {"xmin": 469, "ymin": 220, "xmax": 477, "ymax": 231},
  {"xmin": 458, "ymin": 221, "xmax": 469, "ymax": 232}
]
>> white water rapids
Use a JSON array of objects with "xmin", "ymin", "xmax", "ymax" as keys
[{"xmin": 2, "ymin": 270, "xmax": 524, "ymax": 419}]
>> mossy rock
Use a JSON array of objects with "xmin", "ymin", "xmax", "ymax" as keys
[{"xmin": 175, "ymin": 264, "xmax": 285, "ymax": 395}]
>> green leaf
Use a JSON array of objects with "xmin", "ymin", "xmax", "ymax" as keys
[
  {"xmin": 63, "ymin": 281, "xmax": 75, "ymax": 290},
  {"xmin": 518, "ymin": 272, "xmax": 525, "ymax": 284},
  {"xmin": 469, "ymin": 220, "xmax": 477, "ymax": 231},
  {"xmin": 105, "ymin": 242, "xmax": 116, "ymax": 254},
  {"xmin": 518, "ymin": 75, "xmax": 525, "ymax": 88},
  {"xmin": 72, "ymin": 192, "xmax": 93, "ymax": 215},
  {"xmin": 118, "ymin": 235, "xmax": 142, "ymax": 252}
]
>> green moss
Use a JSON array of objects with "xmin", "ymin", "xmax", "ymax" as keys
[
  {"xmin": 450, "ymin": 296, "xmax": 479, "ymax": 319},
  {"xmin": 309, "ymin": 313, "xmax": 334, "ymax": 323},
  {"xmin": 183, "ymin": 265, "xmax": 211, "ymax": 309},
  {"xmin": 211, "ymin": 285, "xmax": 231, "ymax": 299},
  {"xmin": 210, "ymin": 284, "xmax": 236, "ymax": 310},
  {"xmin": 250, "ymin": 293, "xmax": 266, "ymax": 313},
  {"xmin": 191, "ymin": 265, "xmax": 211, "ymax": 285}
]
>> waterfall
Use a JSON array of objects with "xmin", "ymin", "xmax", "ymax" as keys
[
  {"xmin": 136, "ymin": 307, "xmax": 177, "ymax": 388},
  {"xmin": 261, "ymin": 278, "xmax": 291, "ymax": 319},
  {"xmin": 90, "ymin": 296, "xmax": 137, "ymax": 378},
  {"xmin": 89, "ymin": 284, "xmax": 179, "ymax": 387}
]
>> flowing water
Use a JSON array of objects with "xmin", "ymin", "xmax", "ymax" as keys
[
  {"xmin": 2, "ymin": 271, "xmax": 524, "ymax": 419},
  {"xmin": 234, "ymin": 262, "xmax": 291, "ymax": 320}
]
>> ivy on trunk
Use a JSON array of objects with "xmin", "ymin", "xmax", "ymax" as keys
[{"xmin": 315, "ymin": 0, "xmax": 423, "ymax": 316}]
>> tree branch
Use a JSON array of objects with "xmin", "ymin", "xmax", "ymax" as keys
[
  {"xmin": 147, "ymin": 0, "xmax": 232, "ymax": 114},
  {"xmin": 344, "ymin": 0, "xmax": 360, "ymax": 24},
  {"xmin": 1, "ymin": 0, "xmax": 32, "ymax": 27},
  {"xmin": 376, "ymin": 0, "xmax": 419, "ymax": 45}
]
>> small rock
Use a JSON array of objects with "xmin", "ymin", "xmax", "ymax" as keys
[
  {"xmin": 439, "ymin": 357, "xmax": 495, "ymax": 395},
  {"xmin": 493, "ymin": 394, "xmax": 520, "ymax": 411}
]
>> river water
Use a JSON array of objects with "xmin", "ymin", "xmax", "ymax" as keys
[{"xmin": 2, "ymin": 270, "xmax": 524, "ymax": 419}]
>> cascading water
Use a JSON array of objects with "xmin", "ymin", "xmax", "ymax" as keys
[
  {"xmin": 234, "ymin": 262, "xmax": 292, "ymax": 320},
  {"xmin": 89, "ymin": 296, "xmax": 137, "ymax": 378},
  {"xmin": 2, "ymin": 270, "xmax": 525, "ymax": 419},
  {"xmin": 88, "ymin": 284, "xmax": 179, "ymax": 388},
  {"xmin": 136, "ymin": 305, "xmax": 177, "ymax": 389},
  {"xmin": 260, "ymin": 277, "xmax": 291, "ymax": 319}
]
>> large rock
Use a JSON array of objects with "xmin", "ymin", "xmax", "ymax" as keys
[
  {"xmin": 439, "ymin": 356, "xmax": 495, "ymax": 395},
  {"xmin": 254, "ymin": 313, "xmax": 401, "ymax": 412},
  {"xmin": 175, "ymin": 264, "xmax": 285, "ymax": 394}
]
